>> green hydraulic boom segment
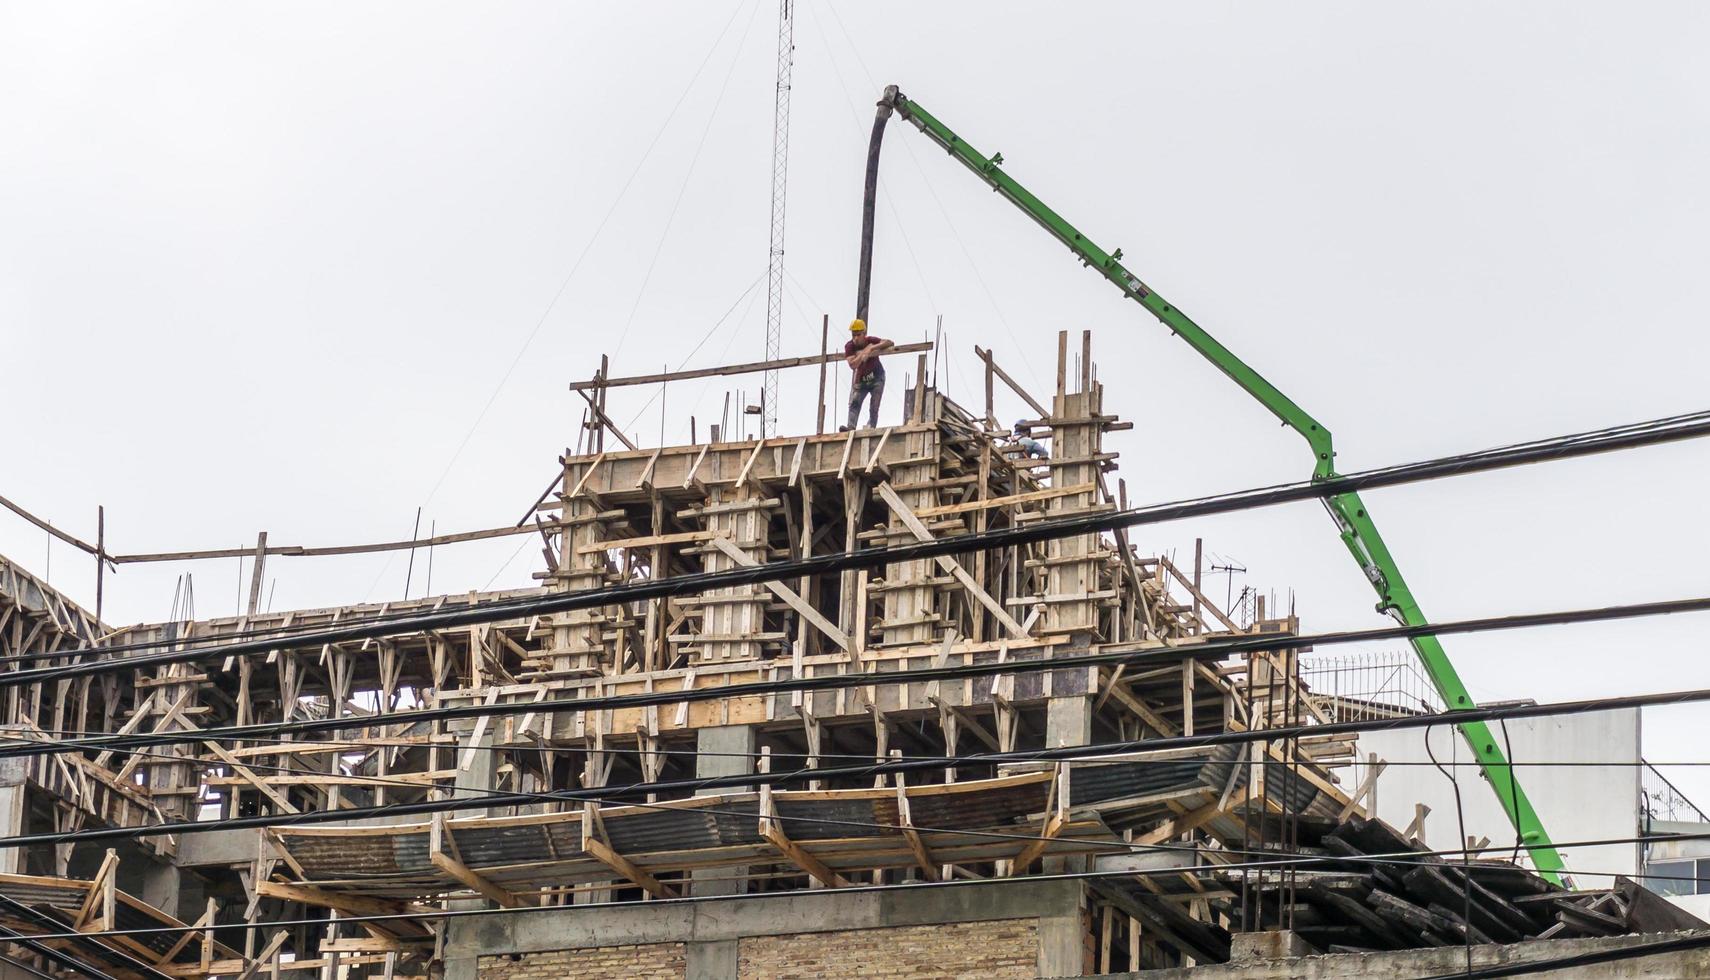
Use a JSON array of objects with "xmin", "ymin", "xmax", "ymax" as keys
[{"xmin": 866, "ymin": 85, "xmax": 1566, "ymax": 884}]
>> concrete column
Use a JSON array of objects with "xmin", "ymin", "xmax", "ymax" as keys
[
  {"xmin": 140, "ymin": 861, "xmax": 183, "ymax": 922},
  {"xmin": 1037, "ymin": 912, "xmax": 1087, "ymax": 978},
  {"xmin": 686, "ymin": 939, "xmax": 738, "ymax": 980},
  {"xmin": 451, "ymin": 721, "xmax": 498, "ymax": 912},
  {"xmin": 694, "ymin": 726, "xmax": 755, "ymax": 896},
  {"xmin": 1045, "ymin": 696, "xmax": 1091, "ymax": 749},
  {"xmin": 452, "ymin": 723, "xmax": 497, "ymax": 808}
]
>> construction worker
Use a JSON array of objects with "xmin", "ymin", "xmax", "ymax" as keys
[
  {"xmin": 842, "ymin": 319, "xmax": 894, "ymax": 431},
  {"xmin": 1013, "ymin": 421, "xmax": 1049, "ymax": 458}
]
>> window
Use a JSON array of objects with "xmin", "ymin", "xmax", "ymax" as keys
[{"xmin": 1644, "ymin": 858, "xmax": 1710, "ymax": 897}]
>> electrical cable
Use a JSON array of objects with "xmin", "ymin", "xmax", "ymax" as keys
[
  {"xmin": 609, "ymin": 0, "xmax": 763, "ymax": 361},
  {"xmin": 1425, "ymin": 722, "xmax": 1475, "ymax": 972},
  {"xmin": 14, "ymin": 405, "xmax": 1710, "ymax": 686},
  {"xmin": 415, "ymin": 0, "xmax": 753, "ymax": 511},
  {"xmin": 20, "ymin": 404, "xmax": 1709, "ymax": 668},
  {"xmin": 10, "ymin": 590, "xmax": 1710, "ymax": 763},
  {"xmin": 11, "ymin": 683, "xmax": 1710, "ymax": 851}
]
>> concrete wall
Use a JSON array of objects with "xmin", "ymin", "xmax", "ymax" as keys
[
  {"xmin": 444, "ymin": 879, "xmax": 1086, "ymax": 980},
  {"xmin": 1104, "ymin": 929, "xmax": 1710, "ymax": 979},
  {"xmin": 1354, "ymin": 707, "xmax": 1641, "ymax": 887}
]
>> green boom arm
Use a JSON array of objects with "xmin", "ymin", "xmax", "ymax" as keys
[{"xmin": 875, "ymin": 86, "xmax": 1566, "ymax": 883}]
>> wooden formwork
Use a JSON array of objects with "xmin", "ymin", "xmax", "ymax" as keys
[{"xmin": 0, "ymin": 334, "xmax": 1352, "ymax": 976}]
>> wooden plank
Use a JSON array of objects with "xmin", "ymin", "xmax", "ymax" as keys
[
  {"xmin": 569, "ymin": 342, "xmax": 933, "ymax": 390},
  {"xmin": 577, "ymin": 530, "xmax": 712, "ymax": 555},
  {"xmin": 914, "ymin": 482, "xmax": 1096, "ymax": 519},
  {"xmin": 113, "ymin": 522, "xmax": 536, "ymax": 564},
  {"xmin": 0, "ymin": 493, "xmax": 101, "ymax": 555}
]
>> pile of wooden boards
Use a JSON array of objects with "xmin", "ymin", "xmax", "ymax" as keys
[{"xmin": 1232, "ymin": 815, "xmax": 1706, "ymax": 954}]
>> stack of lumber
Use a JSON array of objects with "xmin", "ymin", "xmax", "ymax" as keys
[{"xmin": 1233, "ymin": 815, "xmax": 1706, "ymax": 954}]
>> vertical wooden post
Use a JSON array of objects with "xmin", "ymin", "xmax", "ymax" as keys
[
  {"xmin": 596, "ymin": 355, "xmax": 610, "ymax": 453},
  {"xmin": 1055, "ymin": 329, "xmax": 1068, "ymax": 399},
  {"xmin": 1181, "ymin": 660, "xmax": 1196, "ymax": 737},
  {"xmin": 817, "ymin": 314, "xmax": 830, "ymax": 435},
  {"xmin": 983, "ymin": 349, "xmax": 995, "ymax": 430},
  {"xmin": 1192, "ymin": 537, "xmax": 1203, "ymax": 635},
  {"xmin": 1081, "ymin": 329, "xmax": 1092, "ymax": 392},
  {"xmin": 246, "ymin": 532, "xmax": 268, "ymax": 616},
  {"xmin": 94, "ymin": 506, "xmax": 105, "ymax": 630}
]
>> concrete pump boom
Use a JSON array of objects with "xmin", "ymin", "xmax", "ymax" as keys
[{"xmin": 854, "ymin": 84, "xmax": 1566, "ymax": 884}]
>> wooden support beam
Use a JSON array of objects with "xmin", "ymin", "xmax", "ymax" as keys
[
  {"xmin": 976, "ymin": 345, "xmax": 1049, "ymax": 419},
  {"xmin": 577, "ymin": 530, "xmax": 712, "ymax": 555},
  {"xmin": 575, "ymin": 388, "xmax": 639, "ymax": 451},
  {"xmin": 894, "ymin": 776, "xmax": 940, "ymax": 882},
  {"xmin": 231, "ymin": 930, "xmax": 290, "ymax": 980},
  {"xmin": 581, "ymin": 802, "xmax": 677, "ymax": 899},
  {"xmin": 709, "ymin": 537, "xmax": 851, "ymax": 652},
  {"xmin": 736, "ymin": 438, "xmax": 766, "ymax": 488},
  {"xmin": 157, "ymin": 902, "xmax": 212, "ymax": 965},
  {"xmin": 430, "ymin": 813, "xmax": 519, "ymax": 908},
  {"xmin": 1011, "ymin": 764, "xmax": 1069, "ymax": 874},
  {"xmin": 205, "ymin": 741, "xmax": 300, "ymax": 814},
  {"xmin": 112, "ymin": 521, "xmax": 537, "ymax": 564},
  {"xmin": 759, "ymin": 778, "xmax": 848, "ymax": 888},
  {"xmin": 73, "ymin": 849, "xmax": 117, "ymax": 930},
  {"xmin": 1134, "ymin": 788, "xmax": 1249, "ymax": 846},
  {"xmin": 1338, "ymin": 756, "xmax": 1388, "ymax": 821},
  {"xmin": 251, "ymin": 881, "xmax": 386, "ymax": 917},
  {"xmin": 876, "ymin": 482, "xmax": 1029, "ymax": 639},
  {"xmin": 569, "ymin": 342, "xmax": 933, "ymax": 390},
  {"xmin": 914, "ymin": 482, "xmax": 1096, "ymax": 520}
]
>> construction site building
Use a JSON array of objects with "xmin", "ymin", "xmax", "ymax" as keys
[{"xmin": 0, "ymin": 334, "xmax": 1698, "ymax": 978}]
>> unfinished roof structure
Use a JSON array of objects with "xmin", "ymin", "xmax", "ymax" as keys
[{"xmin": 0, "ymin": 334, "xmax": 1696, "ymax": 979}]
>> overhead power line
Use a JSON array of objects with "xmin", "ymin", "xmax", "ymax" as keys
[
  {"xmin": 11, "ymin": 406, "xmax": 1710, "ymax": 686},
  {"xmin": 8, "ymin": 680, "xmax": 1710, "ymax": 851},
  {"xmin": 8, "ymin": 591, "xmax": 1710, "ymax": 761}
]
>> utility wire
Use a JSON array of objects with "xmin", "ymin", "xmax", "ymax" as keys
[
  {"xmin": 14, "ymin": 405, "xmax": 1710, "ymax": 683},
  {"xmin": 38, "ymin": 405, "xmax": 1710, "ymax": 665},
  {"xmin": 12, "ymin": 683, "xmax": 1710, "ymax": 850},
  {"xmin": 610, "ymin": 0, "xmax": 764, "ymax": 361},
  {"xmin": 10, "ymin": 591, "xmax": 1710, "ymax": 762}
]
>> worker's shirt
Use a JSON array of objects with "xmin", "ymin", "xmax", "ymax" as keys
[{"xmin": 845, "ymin": 335, "xmax": 887, "ymax": 384}]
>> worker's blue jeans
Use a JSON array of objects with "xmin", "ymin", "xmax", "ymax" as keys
[{"xmin": 847, "ymin": 373, "xmax": 885, "ymax": 429}]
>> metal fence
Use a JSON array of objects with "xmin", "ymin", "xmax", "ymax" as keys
[{"xmin": 1298, "ymin": 649, "xmax": 1443, "ymax": 724}]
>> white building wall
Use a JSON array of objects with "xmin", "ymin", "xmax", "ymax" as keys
[{"xmin": 1351, "ymin": 707, "xmax": 1641, "ymax": 889}]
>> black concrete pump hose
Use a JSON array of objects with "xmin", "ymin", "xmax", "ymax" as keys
[{"xmin": 854, "ymin": 85, "xmax": 900, "ymax": 325}]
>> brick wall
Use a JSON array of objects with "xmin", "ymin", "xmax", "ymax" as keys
[
  {"xmin": 738, "ymin": 919, "xmax": 1039, "ymax": 978},
  {"xmin": 478, "ymin": 942, "xmax": 686, "ymax": 979}
]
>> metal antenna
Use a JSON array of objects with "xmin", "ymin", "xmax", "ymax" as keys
[{"xmin": 760, "ymin": 0, "xmax": 794, "ymax": 438}]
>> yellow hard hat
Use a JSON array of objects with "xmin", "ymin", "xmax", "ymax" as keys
[{"xmin": 849, "ymin": 318, "xmax": 867, "ymax": 334}]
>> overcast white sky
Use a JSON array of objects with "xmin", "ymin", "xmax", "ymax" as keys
[{"xmin": 4, "ymin": 4, "xmax": 1709, "ymax": 818}]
